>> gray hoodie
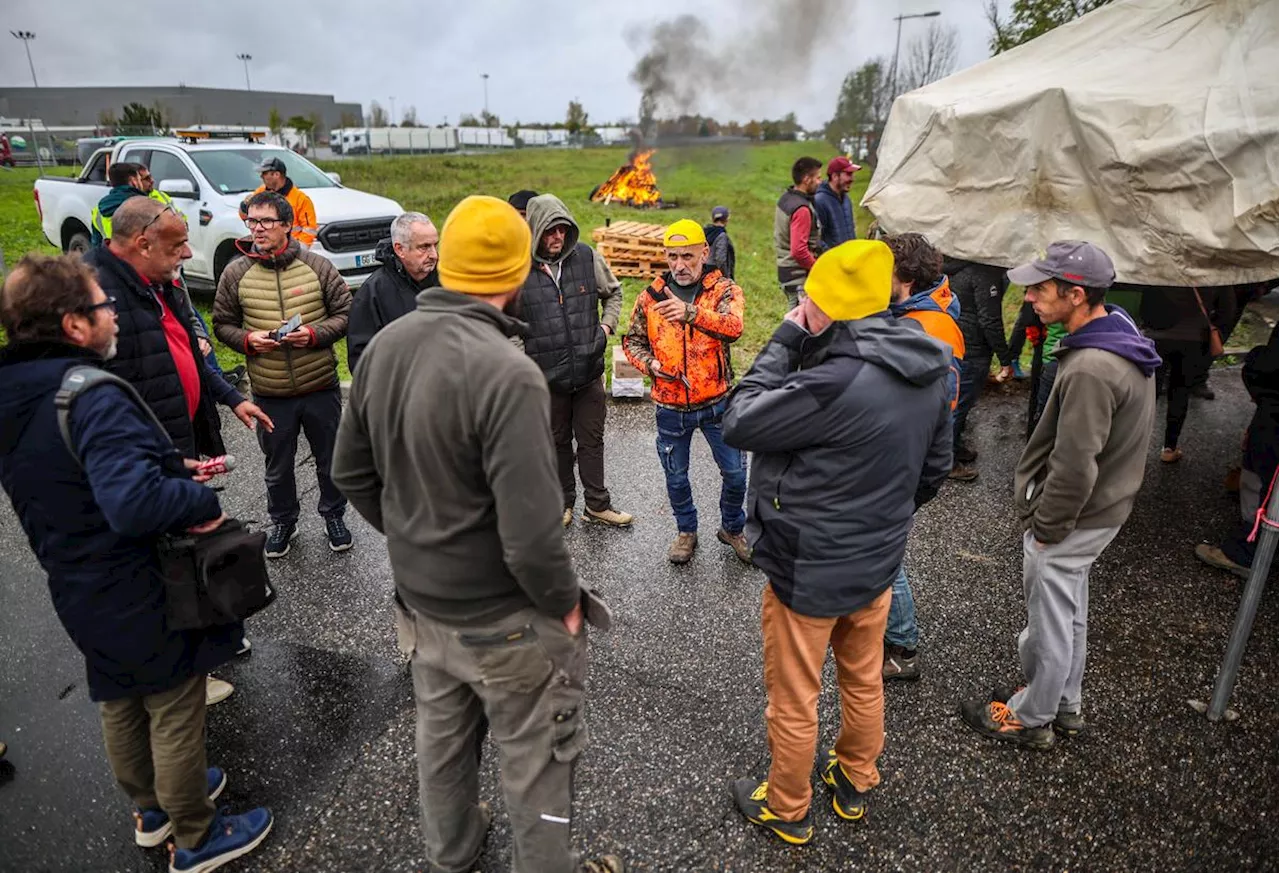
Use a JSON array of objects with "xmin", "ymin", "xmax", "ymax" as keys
[
  {"xmin": 723, "ymin": 315, "xmax": 953, "ymax": 618},
  {"xmin": 524, "ymin": 194, "xmax": 623, "ymax": 332}
]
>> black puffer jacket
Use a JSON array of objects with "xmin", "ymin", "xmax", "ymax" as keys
[
  {"xmin": 348, "ymin": 237, "xmax": 437, "ymax": 373},
  {"xmin": 520, "ymin": 195, "xmax": 608, "ymax": 394},
  {"xmin": 944, "ymin": 256, "xmax": 1013, "ymax": 366},
  {"xmin": 83, "ymin": 246, "xmax": 243, "ymax": 458}
]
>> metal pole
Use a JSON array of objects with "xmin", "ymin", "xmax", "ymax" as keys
[
  {"xmin": 1206, "ymin": 479, "xmax": 1278, "ymax": 721},
  {"xmin": 236, "ymin": 54, "xmax": 252, "ymax": 91},
  {"xmin": 27, "ymin": 117, "xmax": 44, "ymax": 176},
  {"xmin": 390, "ymin": 97, "xmax": 396, "ymax": 127},
  {"xmin": 890, "ymin": 16, "xmax": 904, "ymax": 99},
  {"xmin": 10, "ymin": 32, "xmax": 38, "ymax": 87},
  {"xmin": 482, "ymin": 73, "xmax": 490, "ymax": 117}
]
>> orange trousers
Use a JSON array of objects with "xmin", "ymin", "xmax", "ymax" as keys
[{"xmin": 762, "ymin": 583, "xmax": 891, "ymax": 820}]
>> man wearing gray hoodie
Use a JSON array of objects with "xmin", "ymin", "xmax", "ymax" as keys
[{"xmin": 521, "ymin": 194, "xmax": 632, "ymax": 529}]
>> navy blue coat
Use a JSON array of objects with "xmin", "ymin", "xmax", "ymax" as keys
[
  {"xmin": 0, "ymin": 341, "xmax": 241, "ymax": 702},
  {"xmin": 813, "ymin": 181, "xmax": 856, "ymax": 250}
]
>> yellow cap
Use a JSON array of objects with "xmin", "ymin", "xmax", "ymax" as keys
[
  {"xmin": 437, "ymin": 195, "xmax": 532, "ymax": 295},
  {"xmin": 804, "ymin": 240, "xmax": 893, "ymax": 321},
  {"xmin": 662, "ymin": 219, "xmax": 706, "ymax": 248}
]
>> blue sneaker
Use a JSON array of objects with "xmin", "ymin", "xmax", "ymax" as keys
[
  {"xmin": 134, "ymin": 767, "xmax": 228, "ymax": 847},
  {"xmin": 168, "ymin": 807, "xmax": 273, "ymax": 873},
  {"xmin": 1011, "ymin": 361, "xmax": 1028, "ymax": 380}
]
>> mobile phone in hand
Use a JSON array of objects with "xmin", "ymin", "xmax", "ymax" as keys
[{"xmin": 275, "ymin": 313, "xmax": 302, "ymax": 341}]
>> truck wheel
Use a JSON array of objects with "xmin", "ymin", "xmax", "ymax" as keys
[{"xmin": 66, "ymin": 230, "xmax": 91, "ymax": 254}]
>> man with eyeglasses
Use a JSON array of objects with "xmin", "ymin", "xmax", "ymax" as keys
[
  {"xmin": 239, "ymin": 156, "xmax": 318, "ymax": 248},
  {"xmin": 213, "ymin": 190, "xmax": 353, "ymax": 558}
]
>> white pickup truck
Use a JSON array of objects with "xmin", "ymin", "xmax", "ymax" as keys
[{"xmin": 33, "ymin": 139, "xmax": 403, "ymax": 290}]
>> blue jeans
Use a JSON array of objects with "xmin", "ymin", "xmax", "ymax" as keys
[
  {"xmin": 884, "ymin": 565, "xmax": 918, "ymax": 649},
  {"xmin": 654, "ymin": 399, "xmax": 747, "ymax": 535}
]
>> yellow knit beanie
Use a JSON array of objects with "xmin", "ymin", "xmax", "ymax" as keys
[
  {"xmin": 804, "ymin": 240, "xmax": 893, "ymax": 321},
  {"xmin": 437, "ymin": 195, "xmax": 532, "ymax": 295}
]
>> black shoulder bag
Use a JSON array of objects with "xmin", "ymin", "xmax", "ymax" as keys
[{"xmin": 55, "ymin": 366, "xmax": 276, "ymax": 630}]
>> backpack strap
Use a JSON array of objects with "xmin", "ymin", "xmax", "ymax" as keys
[{"xmin": 55, "ymin": 366, "xmax": 172, "ymax": 468}]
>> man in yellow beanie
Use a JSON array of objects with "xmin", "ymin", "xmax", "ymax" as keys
[
  {"xmin": 332, "ymin": 195, "xmax": 622, "ymax": 873},
  {"xmin": 623, "ymin": 217, "xmax": 749, "ymax": 565},
  {"xmin": 722, "ymin": 240, "xmax": 953, "ymax": 846}
]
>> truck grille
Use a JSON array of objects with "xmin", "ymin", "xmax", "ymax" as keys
[{"xmin": 317, "ymin": 218, "xmax": 393, "ymax": 253}]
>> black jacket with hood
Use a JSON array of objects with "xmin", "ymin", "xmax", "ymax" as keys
[
  {"xmin": 520, "ymin": 194, "xmax": 623, "ymax": 394},
  {"xmin": 723, "ymin": 315, "xmax": 953, "ymax": 617},
  {"xmin": 348, "ymin": 237, "xmax": 438, "ymax": 373},
  {"xmin": 83, "ymin": 245, "xmax": 243, "ymax": 458},
  {"xmin": 944, "ymin": 256, "xmax": 1014, "ymax": 367}
]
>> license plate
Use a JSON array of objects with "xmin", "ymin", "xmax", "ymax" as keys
[{"xmin": 355, "ymin": 253, "xmax": 378, "ymax": 267}]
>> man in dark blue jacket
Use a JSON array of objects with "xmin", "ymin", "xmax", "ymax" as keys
[
  {"xmin": 723, "ymin": 240, "xmax": 952, "ymax": 845},
  {"xmin": 0, "ymin": 253, "xmax": 273, "ymax": 872},
  {"xmin": 813, "ymin": 156, "xmax": 859, "ymax": 251}
]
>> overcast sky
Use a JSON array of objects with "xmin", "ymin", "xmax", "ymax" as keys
[{"xmin": 2, "ymin": 0, "xmax": 1011, "ymax": 129}]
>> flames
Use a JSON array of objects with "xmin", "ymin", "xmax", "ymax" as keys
[{"xmin": 591, "ymin": 149, "xmax": 663, "ymax": 208}]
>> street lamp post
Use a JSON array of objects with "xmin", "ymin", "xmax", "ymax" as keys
[
  {"xmin": 482, "ymin": 73, "xmax": 490, "ymax": 118},
  {"xmin": 390, "ymin": 97, "xmax": 397, "ymax": 126},
  {"xmin": 889, "ymin": 10, "xmax": 941, "ymax": 98},
  {"xmin": 10, "ymin": 31, "xmax": 38, "ymax": 87},
  {"xmin": 236, "ymin": 53, "xmax": 253, "ymax": 91}
]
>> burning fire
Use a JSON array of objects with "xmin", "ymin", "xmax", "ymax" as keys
[{"xmin": 591, "ymin": 149, "xmax": 663, "ymax": 208}]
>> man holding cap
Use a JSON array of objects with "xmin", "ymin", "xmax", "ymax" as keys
[
  {"xmin": 813, "ymin": 156, "xmax": 860, "ymax": 252},
  {"xmin": 722, "ymin": 240, "xmax": 952, "ymax": 844},
  {"xmin": 704, "ymin": 205, "xmax": 736, "ymax": 280},
  {"xmin": 961, "ymin": 241, "xmax": 1159, "ymax": 750},
  {"xmin": 240, "ymin": 156, "xmax": 318, "ymax": 248},
  {"xmin": 623, "ymin": 218, "xmax": 749, "ymax": 565},
  {"xmin": 332, "ymin": 195, "xmax": 622, "ymax": 873}
]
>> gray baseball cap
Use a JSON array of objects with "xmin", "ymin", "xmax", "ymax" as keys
[
  {"xmin": 256, "ymin": 156, "xmax": 288, "ymax": 174},
  {"xmin": 1008, "ymin": 240, "xmax": 1116, "ymax": 288},
  {"xmin": 711, "ymin": 205, "xmax": 730, "ymax": 220}
]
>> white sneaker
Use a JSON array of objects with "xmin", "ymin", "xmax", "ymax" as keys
[{"xmin": 205, "ymin": 676, "xmax": 234, "ymax": 707}]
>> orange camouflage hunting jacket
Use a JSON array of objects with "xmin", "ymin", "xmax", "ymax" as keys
[{"xmin": 623, "ymin": 267, "xmax": 745, "ymax": 410}]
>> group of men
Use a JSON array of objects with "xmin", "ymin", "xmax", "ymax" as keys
[{"xmin": 1, "ymin": 140, "xmax": 1170, "ymax": 871}]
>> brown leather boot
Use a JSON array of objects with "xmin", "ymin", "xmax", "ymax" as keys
[
  {"xmin": 716, "ymin": 529, "xmax": 752, "ymax": 564},
  {"xmin": 667, "ymin": 532, "xmax": 698, "ymax": 564}
]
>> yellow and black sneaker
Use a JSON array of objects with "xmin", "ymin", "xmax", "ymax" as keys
[
  {"xmin": 821, "ymin": 750, "xmax": 870, "ymax": 821},
  {"xmin": 732, "ymin": 778, "xmax": 814, "ymax": 845}
]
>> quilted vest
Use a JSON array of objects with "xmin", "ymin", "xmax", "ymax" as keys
[
  {"xmin": 520, "ymin": 242, "xmax": 607, "ymax": 394},
  {"xmin": 236, "ymin": 256, "xmax": 338, "ymax": 396}
]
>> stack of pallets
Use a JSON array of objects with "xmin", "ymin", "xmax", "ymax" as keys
[{"xmin": 591, "ymin": 221, "xmax": 668, "ymax": 279}]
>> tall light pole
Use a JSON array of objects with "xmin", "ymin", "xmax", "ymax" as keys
[
  {"xmin": 889, "ymin": 10, "xmax": 940, "ymax": 98},
  {"xmin": 482, "ymin": 73, "xmax": 490, "ymax": 119},
  {"xmin": 390, "ymin": 96, "xmax": 397, "ymax": 126},
  {"xmin": 236, "ymin": 53, "xmax": 252, "ymax": 91},
  {"xmin": 10, "ymin": 31, "xmax": 38, "ymax": 87}
]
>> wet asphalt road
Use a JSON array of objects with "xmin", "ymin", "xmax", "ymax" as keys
[{"xmin": 1, "ymin": 369, "xmax": 1276, "ymax": 873}]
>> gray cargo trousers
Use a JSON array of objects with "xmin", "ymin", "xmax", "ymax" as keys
[
  {"xmin": 398, "ymin": 598, "xmax": 588, "ymax": 873},
  {"xmin": 1008, "ymin": 526, "xmax": 1120, "ymax": 728}
]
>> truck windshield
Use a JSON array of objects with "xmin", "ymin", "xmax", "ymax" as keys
[{"xmin": 188, "ymin": 148, "xmax": 336, "ymax": 195}]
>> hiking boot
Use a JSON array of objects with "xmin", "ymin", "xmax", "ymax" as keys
[
  {"xmin": 732, "ymin": 777, "xmax": 814, "ymax": 845},
  {"xmin": 583, "ymin": 507, "xmax": 635, "ymax": 527},
  {"xmin": 948, "ymin": 463, "xmax": 979, "ymax": 482},
  {"xmin": 992, "ymin": 685, "xmax": 1085, "ymax": 737},
  {"xmin": 562, "ymin": 507, "xmax": 574, "ymax": 528},
  {"xmin": 168, "ymin": 806, "xmax": 273, "ymax": 873},
  {"xmin": 325, "ymin": 516, "xmax": 353, "ymax": 552},
  {"xmin": 205, "ymin": 677, "xmax": 234, "ymax": 707},
  {"xmin": 135, "ymin": 768, "xmax": 227, "ymax": 847},
  {"xmin": 954, "ymin": 443, "xmax": 978, "ymax": 464},
  {"xmin": 668, "ymin": 532, "xmax": 698, "ymax": 564},
  {"xmin": 223, "ymin": 365, "xmax": 246, "ymax": 387},
  {"xmin": 717, "ymin": 528, "xmax": 752, "ymax": 564},
  {"xmin": 820, "ymin": 749, "xmax": 870, "ymax": 821},
  {"xmin": 959, "ymin": 699, "xmax": 1055, "ymax": 749},
  {"xmin": 1160, "ymin": 446, "xmax": 1183, "ymax": 464},
  {"xmin": 580, "ymin": 856, "xmax": 625, "ymax": 873},
  {"xmin": 1194, "ymin": 543, "xmax": 1251, "ymax": 580},
  {"xmin": 263, "ymin": 523, "xmax": 297, "ymax": 559},
  {"xmin": 882, "ymin": 644, "xmax": 920, "ymax": 682}
]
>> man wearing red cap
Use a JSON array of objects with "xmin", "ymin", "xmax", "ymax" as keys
[{"xmin": 814, "ymin": 156, "xmax": 860, "ymax": 252}]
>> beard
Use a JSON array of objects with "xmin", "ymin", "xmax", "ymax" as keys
[{"xmin": 99, "ymin": 338, "xmax": 118, "ymax": 360}]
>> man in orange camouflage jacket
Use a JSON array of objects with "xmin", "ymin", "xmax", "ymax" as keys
[{"xmin": 623, "ymin": 219, "xmax": 750, "ymax": 566}]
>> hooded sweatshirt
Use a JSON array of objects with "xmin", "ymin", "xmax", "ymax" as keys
[
  {"xmin": 519, "ymin": 194, "xmax": 623, "ymax": 393},
  {"xmin": 90, "ymin": 184, "xmax": 146, "ymax": 246},
  {"xmin": 1015, "ymin": 305, "xmax": 1161, "ymax": 544},
  {"xmin": 347, "ymin": 237, "xmax": 438, "ymax": 373},
  {"xmin": 723, "ymin": 315, "xmax": 953, "ymax": 617}
]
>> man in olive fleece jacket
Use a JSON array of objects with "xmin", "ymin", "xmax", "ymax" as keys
[
  {"xmin": 961, "ymin": 241, "xmax": 1159, "ymax": 752},
  {"xmin": 331, "ymin": 195, "xmax": 620, "ymax": 873}
]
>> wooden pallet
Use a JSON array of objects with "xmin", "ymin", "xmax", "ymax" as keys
[{"xmin": 592, "ymin": 221, "xmax": 669, "ymax": 279}]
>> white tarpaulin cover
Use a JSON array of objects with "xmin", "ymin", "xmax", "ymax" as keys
[{"xmin": 863, "ymin": 0, "xmax": 1279, "ymax": 285}]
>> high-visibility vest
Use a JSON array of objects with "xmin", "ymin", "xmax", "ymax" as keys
[{"xmin": 91, "ymin": 189, "xmax": 184, "ymax": 242}]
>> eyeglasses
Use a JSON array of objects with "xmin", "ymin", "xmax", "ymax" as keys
[
  {"xmin": 245, "ymin": 217, "xmax": 283, "ymax": 229},
  {"xmin": 141, "ymin": 205, "xmax": 175, "ymax": 236},
  {"xmin": 81, "ymin": 296, "xmax": 117, "ymax": 315}
]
